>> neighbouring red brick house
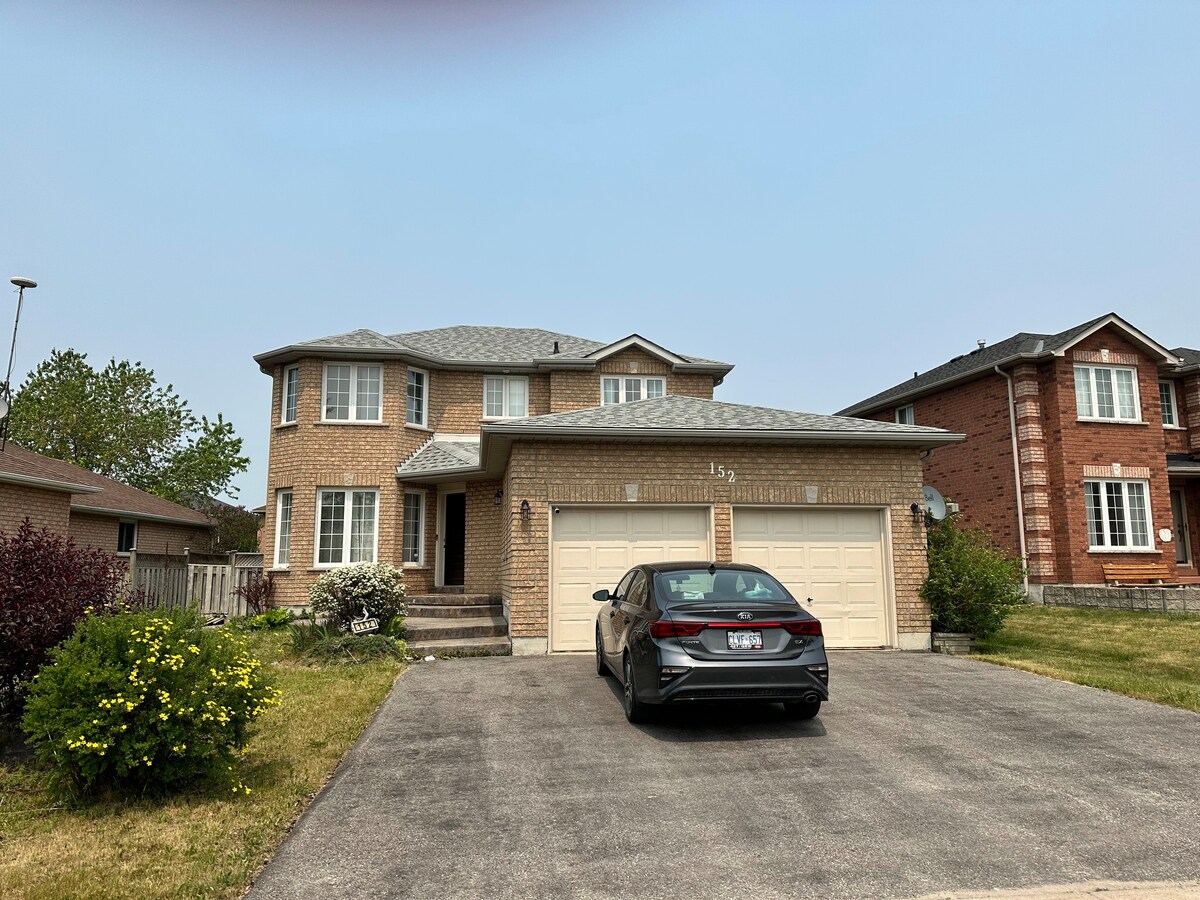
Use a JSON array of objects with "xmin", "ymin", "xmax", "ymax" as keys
[{"xmin": 839, "ymin": 314, "xmax": 1200, "ymax": 599}]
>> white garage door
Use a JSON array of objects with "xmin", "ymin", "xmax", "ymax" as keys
[
  {"xmin": 732, "ymin": 507, "xmax": 890, "ymax": 649},
  {"xmin": 550, "ymin": 506, "xmax": 711, "ymax": 651}
]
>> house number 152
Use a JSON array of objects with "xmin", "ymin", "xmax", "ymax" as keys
[{"xmin": 710, "ymin": 463, "xmax": 736, "ymax": 483}]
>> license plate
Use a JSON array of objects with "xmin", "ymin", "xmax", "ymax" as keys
[{"xmin": 727, "ymin": 630, "xmax": 762, "ymax": 650}]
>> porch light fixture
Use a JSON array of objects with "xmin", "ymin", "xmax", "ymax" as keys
[
  {"xmin": 910, "ymin": 502, "xmax": 922, "ymax": 524},
  {"xmin": 494, "ymin": 490, "xmax": 504, "ymax": 506},
  {"xmin": 519, "ymin": 499, "xmax": 531, "ymax": 521}
]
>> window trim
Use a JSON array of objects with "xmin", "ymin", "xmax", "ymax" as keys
[
  {"xmin": 281, "ymin": 365, "xmax": 299, "ymax": 424},
  {"xmin": 1074, "ymin": 364, "xmax": 1142, "ymax": 424},
  {"xmin": 274, "ymin": 489, "xmax": 293, "ymax": 568},
  {"xmin": 1084, "ymin": 478, "xmax": 1155, "ymax": 552},
  {"xmin": 482, "ymin": 375, "xmax": 529, "ymax": 420},
  {"xmin": 321, "ymin": 362, "xmax": 383, "ymax": 424},
  {"xmin": 600, "ymin": 376, "xmax": 666, "ymax": 405},
  {"xmin": 313, "ymin": 487, "xmax": 380, "ymax": 568},
  {"xmin": 895, "ymin": 404, "xmax": 914, "ymax": 426},
  {"xmin": 402, "ymin": 490, "xmax": 426, "ymax": 567},
  {"xmin": 1159, "ymin": 381, "xmax": 1182, "ymax": 429},
  {"xmin": 117, "ymin": 520, "xmax": 137, "ymax": 556},
  {"xmin": 406, "ymin": 367, "xmax": 429, "ymax": 428}
]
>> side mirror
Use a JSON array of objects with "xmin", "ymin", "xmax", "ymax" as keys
[{"xmin": 592, "ymin": 589, "xmax": 611, "ymax": 602}]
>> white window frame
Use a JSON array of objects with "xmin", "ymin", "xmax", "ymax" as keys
[
  {"xmin": 117, "ymin": 520, "xmax": 137, "ymax": 555},
  {"xmin": 1084, "ymin": 479, "xmax": 1154, "ymax": 552},
  {"xmin": 402, "ymin": 490, "xmax": 425, "ymax": 566},
  {"xmin": 274, "ymin": 489, "xmax": 293, "ymax": 568},
  {"xmin": 1074, "ymin": 364, "xmax": 1142, "ymax": 423},
  {"xmin": 483, "ymin": 376, "xmax": 529, "ymax": 419},
  {"xmin": 281, "ymin": 365, "xmax": 299, "ymax": 424},
  {"xmin": 1160, "ymin": 381, "xmax": 1181, "ymax": 428},
  {"xmin": 895, "ymin": 404, "xmax": 914, "ymax": 425},
  {"xmin": 600, "ymin": 376, "xmax": 666, "ymax": 405},
  {"xmin": 313, "ymin": 488, "xmax": 380, "ymax": 567},
  {"xmin": 407, "ymin": 367, "xmax": 429, "ymax": 428},
  {"xmin": 321, "ymin": 363, "xmax": 383, "ymax": 423}
]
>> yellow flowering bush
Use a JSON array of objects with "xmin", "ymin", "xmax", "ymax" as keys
[{"xmin": 21, "ymin": 608, "xmax": 281, "ymax": 795}]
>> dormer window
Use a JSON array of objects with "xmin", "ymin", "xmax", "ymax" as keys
[
  {"xmin": 602, "ymin": 377, "xmax": 665, "ymax": 405},
  {"xmin": 484, "ymin": 376, "xmax": 528, "ymax": 418},
  {"xmin": 1074, "ymin": 365, "xmax": 1140, "ymax": 422},
  {"xmin": 323, "ymin": 363, "xmax": 382, "ymax": 422}
]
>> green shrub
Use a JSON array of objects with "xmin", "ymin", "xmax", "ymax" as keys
[
  {"xmin": 307, "ymin": 563, "xmax": 407, "ymax": 631},
  {"xmin": 21, "ymin": 608, "xmax": 281, "ymax": 796},
  {"xmin": 923, "ymin": 520, "xmax": 1025, "ymax": 639},
  {"xmin": 287, "ymin": 621, "xmax": 407, "ymax": 664},
  {"xmin": 231, "ymin": 608, "xmax": 293, "ymax": 631}
]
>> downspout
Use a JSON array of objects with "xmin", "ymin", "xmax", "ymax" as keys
[{"xmin": 995, "ymin": 365, "xmax": 1030, "ymax": 596}]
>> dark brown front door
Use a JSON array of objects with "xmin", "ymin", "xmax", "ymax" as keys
[{"xmin": 443, "ymin": 492, "xmax": 466, "ymax": 586}]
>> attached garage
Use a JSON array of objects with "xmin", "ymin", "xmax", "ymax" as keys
[
  {"xmin": 549, "ymin": 506, "xmax": 711, "ymax": 651},
  {"xmin": 732, "ymin": 507, "xmax": 891, "ymax": 649}
]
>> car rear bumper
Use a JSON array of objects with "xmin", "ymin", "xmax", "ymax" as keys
[{"xmin": 649, "ymin": 659, "xmax": 830, "ymax": 704}]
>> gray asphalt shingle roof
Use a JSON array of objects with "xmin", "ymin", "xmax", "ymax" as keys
[
  {"xmin": 294, "ymin": 329, "xmax": 408, "ymax": 352},
  {"xmin": 396, "ymin": 441, "xmax": 481, "ymax": 477},
  {"xmin": 1173, "ymin": 347, "xmax": 1200, "ymax": 369}
]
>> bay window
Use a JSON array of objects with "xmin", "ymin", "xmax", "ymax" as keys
[
  {"xmin": 316, "ymin": 488, "xmax": 378, "ymax": 565},
  {"xmin": 323, "ymin": 363, "xmax": 382, "ymax": 422}
]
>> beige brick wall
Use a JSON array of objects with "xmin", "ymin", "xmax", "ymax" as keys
[
  {"xmin": 0, "ymin": 483, "xmax": 72, "ymax": 534},
  {"xmin": 69, "ymin": 512, "xmax": 212, "ymax": 555},
  {"xmin": 502, "ymin": 441, "xmax": 929, "ymax": 642},
  {"xmin": 464, "ymin": 480, "xmax": 504, "ymax": 595}
]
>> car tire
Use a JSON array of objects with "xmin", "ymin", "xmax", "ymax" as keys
[
  {"xmin": 596, "ymin": 627, "xmax": 611, "ymax": 677},
  {"xmin": 623, "ymin": 655, "xmax": 652, "ymax": 724},
  {"xmin": 783, "ymin": 699, "xmax": 821, "ymax": 720}
]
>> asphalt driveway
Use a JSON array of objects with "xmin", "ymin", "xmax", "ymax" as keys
[{"xmin": 248, "ymin": 652, "xmax": 1200, "ymax": 899}]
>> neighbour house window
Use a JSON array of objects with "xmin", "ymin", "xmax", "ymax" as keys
[
  {"xmin": 600, "ymin": 377, "xmax": 665, "ymax": 405},
  {"xmin": 322, "ymin": 364, "xmax": 382, "ymax": 422},
  {"xmin": 281, "ymin": 366, "xmax": 299, "ymax": 424},
  {"xmin": 117, "ymin": 521, "xmax": 137, "ymax": 554},
  {"xmin": 402, "ymin": 492, "xmax": 424, "ymax": 565},
  {"xmin": 274, "ymin": 489, "xmax": 293, "ymax": 567},
  {"xmin": 484, "ymin": 376, "xmax": 528, "ymax": 418},
  {"xmin": 407, "ymin": 368, "xmax": 428, "ymax": 427},
  {"xmin": 1074, "ymin": 365, "xmax": 1140, "ymax": 422},
  {"xmin": 1084, "ymin": 479, "xmax": 1152, "ymax": 550},
  {"xmin": 1159, "ymin": 381, "xmax": 1179, "ymax": 427},
  {"xmin": 315, "ymin": 488, "xmax": 378, "ymax": 565},
  {"xmin": 895, "ymin": 405, "xmax": 914, "ymax": 425}
]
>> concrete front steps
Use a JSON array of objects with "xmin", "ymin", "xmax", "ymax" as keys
[{"xmin": 405, "ymin": 590, "xmax": 510, "ymax": 657}]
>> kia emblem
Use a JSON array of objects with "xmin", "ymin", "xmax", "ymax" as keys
[{"xmin": 737, "ymin": 611, "xmax": 753, "ymax": 621}]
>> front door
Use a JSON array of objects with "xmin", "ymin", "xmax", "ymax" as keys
[
  {"xmin": 1172, "ymin": 489, "xmax": 1192, "ymax": 566},
  {"xmin": 443, "ymin": 492, "xmax": 466, "ymax": 586}
]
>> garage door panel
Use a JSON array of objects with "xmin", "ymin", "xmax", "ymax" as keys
[{"xmin": 733, "ymin": 508, "xmax": 889, "ymax": 649}]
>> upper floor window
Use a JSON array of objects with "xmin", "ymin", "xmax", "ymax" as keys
[
  {"xmin": 484, "ymin": 376, "xmax": 528, "ymax": 419},
  {"xmin": 1084, "ymin": 479, "xmax": 1152, "ymax": 550},
  {"xmin": 407, "ymin": 368, "xmax": 428, "ymax": 427},
  {"xmin": 316, "ymin": 488, "xmax": 378, "ymax": 566},
  {"xmin": 601, "ymin": 376, "xmax": 665, "ymax": 405},
  {"xmin": 1160, "ymin": 381, "xmax": 1180, "ymax": 428},
  {"xmin": 895, "ymin": 404, "xmax": 914, "ymax": 425},
  {"xmin": 117, "ymin": 521, "xmax": 137, "ymax": 555},
  {"xmin": 323, "ymin": 363, "xmax": 382, "ymax": 422},
  {"xmin": 274, "ymin": 489, "xmax": 293, "ymax": 567},
  {"xmin": 1074, "ymin": 365, "xmax": 1140, "ymax": 422},
  {"xmin": 281, "ymin": 366, "xmax": 299, "ymax": 424}
]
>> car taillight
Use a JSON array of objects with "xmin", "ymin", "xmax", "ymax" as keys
[
  {"xmin": 649, "ymin": 620, "xmax": 706, "ymax": 638},
  {"xmin": 781, "ymin": 620, "xmax": 822, "ymax": 636}
]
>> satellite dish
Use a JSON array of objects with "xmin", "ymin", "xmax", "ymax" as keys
[
  {"xmin": 922, "ymin": 485, "xmax": 948, "ymax": 521},
  {"xmin": 0, "ymin": 396, "xmax": 7, "ymax": 420}
]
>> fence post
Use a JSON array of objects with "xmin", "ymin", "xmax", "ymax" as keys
[{"xmin": 128, "ymin": 547, "xmax": 138, "ymax": 591}]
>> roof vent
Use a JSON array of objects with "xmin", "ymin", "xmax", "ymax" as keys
[
  {"xmin": 552, "ymin": 341, "xmax": 559, "ymax": 355},
  {"xmin": 977, "ymin": 339, "xmax": 986, "ymax": 350}
]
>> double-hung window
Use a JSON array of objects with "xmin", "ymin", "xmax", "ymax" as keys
[
  {"xmin": 315, "ymin": 488, "xmax": 378, "ymax": 565},
  {"xmin": 402, "ymin": 492, "xmax": 424, "ymax": 565},
  {"xmin": 895, "ymin": 404, "xmax": 914, "ymax": 425},
  {"xmin": 323, "ymin": 364, "xmax": 382, "ymax": 422},
  {"xmin": 601, "ymin": 376, "xmax": 665, "ymax": 405},
  {"xmin": 1160, "ymin": 381, "xmax": 1180, "ymax": 428},
  {"xmin": 274, "ymin": 489, "xmax": 293, "ymax": 567},
  {"xmin": 1074, "ymin": 365, "xmax": 1140, "ymax": 422},
  {"xmin": 484, "ymin": 376, "xmax": 527, "ymax": 418},
  {"xmin": 281, "ymin": 366, "xmax": 299, "ymax": 424},
  {"xmin": 407, "ymin": 368, "xmax": 428, "ymax": 427},
  {"xmin": 1084, "ymin": 479, "xmax": 1152, "ymax": 550}
]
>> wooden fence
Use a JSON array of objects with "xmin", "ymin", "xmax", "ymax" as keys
[{"xmin": 129, "ymin": 550, "xmax": 266, "ymax": 619}]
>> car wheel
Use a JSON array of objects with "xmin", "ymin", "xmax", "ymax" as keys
[
  {"xmin": 783, "ymin": 699, "xmax": 821, "ymax": 720},
  {"xmin": 623, "ymin": 655, "xmax": 651, "ymax": 724},
  {"xmin": 595, "ymin": 626, "xmax": 611, "ymax": 677}
]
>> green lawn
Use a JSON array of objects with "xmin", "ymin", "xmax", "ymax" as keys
[
  {"xmin": 0, "ymin": 631, "xmax": 405, "ymax": 900},
  {"xmin": 973, "ymin": 605, "xmax": 1200, "ymax": 712}
]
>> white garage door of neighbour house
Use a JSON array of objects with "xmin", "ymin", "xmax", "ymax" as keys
[
  {"xmin": 732, "ymin": 507, "xmax": 890, "ymax": 649},
  {"xmin": 550, "ymin": 506, "xmax": 711, "ymax": 652}
]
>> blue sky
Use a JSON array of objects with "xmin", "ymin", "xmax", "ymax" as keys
[{"xmin": 2, "ymin": 1, "xmax": 1197, "ymax": 503}]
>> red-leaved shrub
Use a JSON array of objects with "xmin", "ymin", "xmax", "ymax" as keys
[{"xmin": 0, "ymin": 519, "xmax": 141, "ymax": 709}]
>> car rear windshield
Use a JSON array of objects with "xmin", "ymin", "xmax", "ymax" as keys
[{"xmin": 653, "ymin": 570, "xmax": 796, "ymax": 606}]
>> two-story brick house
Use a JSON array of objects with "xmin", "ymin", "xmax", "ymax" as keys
[
  {"xmin": 839, "ymin": 314, "xmax": 1200, "ymax": 598},
  {"xmin": 255, "ymin": 326, "xmax": 961, "ymax": 653}
]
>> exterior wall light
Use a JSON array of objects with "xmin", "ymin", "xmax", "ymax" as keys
[
  {"xmin": 494, "ymin": 490, "xmax": 504, "ymax": 506},
  {"xmin": 519, "ymin": 499, "xmax": 531, "ymax": 521},
  {"xmin": 911, "ymin": 502, "xmax": 922, "ymax": 524}
]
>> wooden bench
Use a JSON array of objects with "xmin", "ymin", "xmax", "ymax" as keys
[{"xmin": 1102, "ymin": 562, "xmax": 1177, "ymax": 586}]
